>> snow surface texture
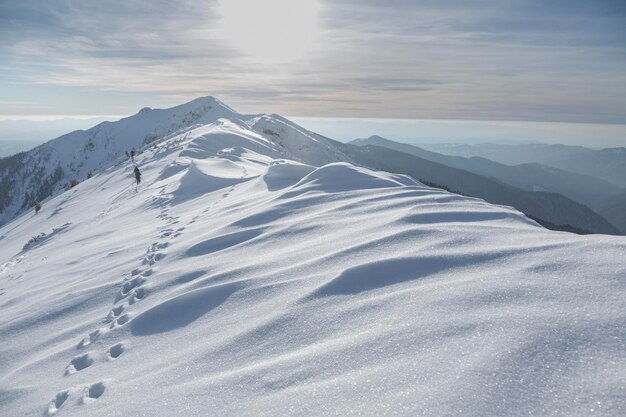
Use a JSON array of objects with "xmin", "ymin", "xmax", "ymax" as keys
[
  {"xmin": 0, "ymin": 96, "xmax": 345, "ymax": 226},
  {"xmin": 1, "ymin": 112, "xmax": 625, "ymax": 417}
]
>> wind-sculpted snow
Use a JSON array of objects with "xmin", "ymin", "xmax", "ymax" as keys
[
  {"xmin": 130, "ymin": 283, "xmax": 239, "ymax": 336},
  {"xmin": 308, "ymin": 253, "xmax": 506, "ymax": 297},
  {"xmin": 173, "ymin": 161, "xmax": 251, "ymax": 203},
  {"xmin": 290, "ymin": 162, "xmax": 419, "ymax": 195},
  {"xmin": 0, "ymin": 116, "xmax": 625, "ymax": 417},
  {"xmin": 179, "ymin": 119, "xmax": 280, "ymax": 161},
  {"xmin": 186, "ymin": 229, "xmax": 264, "ymax": 257},
  {"xmin": 262, "ymin": 160, "xmax": 316, "ymax": 191},
  {"xmin": 247, "ymin": 114, "xmax": 345, "ymax": 167}
]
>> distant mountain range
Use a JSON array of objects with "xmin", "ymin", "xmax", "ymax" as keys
[
  {"xmin": 417, "ymin": 142, "xmax": 626, "ymax": 189},
  {"xmin": 342, "ymin": 143, "xmax": 618, "ymax": 235},
  {"xmin": 0, "ymin": 98, "xmax": 623, "ymax": 236},
  {"xmin": 599, "ymin": 191, "xmax": 626, "ymax": 234},
  {"xmin": 350, "ymin": 136, "xmax": 625, "ymax": 234},
  {"xmin": 352, "ymin": 136, "xmax": 622, "ymax": 209}
]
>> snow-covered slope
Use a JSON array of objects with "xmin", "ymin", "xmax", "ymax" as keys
[
  {"xmin": 0, "ymin": 97, "xmax": 345, "ymax": 226},
  {"xmin": 1, "ymin": 117, "xmax": 625, "ymax": 417}
]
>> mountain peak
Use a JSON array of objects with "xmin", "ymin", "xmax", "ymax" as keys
[
  {"xmin": 179, "ymin": 95, "xmax": 238, "ymax": 115},
  {"xmin": 131, "ymin": 96, "xmax": 240, "ymax": 121},
  {"xmin": 188, "ymin": 95, "xmax": 221, "ymax": 105},
  {"xmin": 348, "ymin": 135, "xmax": 390, "ymax": 147}
]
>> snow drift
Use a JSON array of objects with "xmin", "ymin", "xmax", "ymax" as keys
[{"xmin": 0, "ymin": 101, "xmax": 625, "ymax": 417}]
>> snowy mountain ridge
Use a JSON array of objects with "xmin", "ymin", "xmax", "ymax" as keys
[
  {"xmin": 1, "ymin": 97, "xmax": 620, "ymax": 235},
  {"xmin": 1, "ymin": 97, "xmax": 625, "ymax": 416},
  {"xmin": 0, "ymin": 96, "xmax": 345, "ymax": 226}
]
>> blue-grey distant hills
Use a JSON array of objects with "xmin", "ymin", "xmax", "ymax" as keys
[
  {"xmin": 347, "ymin": 136, "xmax": 621, "ymax": 235},
  {"xmin": 400, "ymin": 140, "xmax": 626, "ymax": 233},
  {"xmin": 598, "ymin": 191, "xmax": 626, "ymax": 235},
  {"xmin": 415, "ymin": 142, "xmax": 626, "ymax": 189},
  {"xmin": 351, "ymin": 136, "xmax": 622, "ymax": 210}
]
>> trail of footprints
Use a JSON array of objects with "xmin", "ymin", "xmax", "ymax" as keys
[
  {"xmin": 190, "ymin": 162, "xmax": 248, "ymax": 225},
  {"xmin": 46, "ymin": 207, "xmax": 185, "ymax": 415},
  {"xmin": 190, "ymin": 179, "xmax": 238, "ymax": 224}
]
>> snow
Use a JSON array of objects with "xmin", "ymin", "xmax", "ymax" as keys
[{"xmin": 1, "ymin": 108, "xmax": 626, "ymax": 417}]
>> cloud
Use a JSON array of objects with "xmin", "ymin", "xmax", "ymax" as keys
[
  {"xmin": 322, "ymin": 0, "xmax": 626, "ymax": 46},
  {"xmin": 0, "ymin": 0, "xmax": 242, "ymax": 88},
  {"xmin": 0, "ymin": 0, "xmax": 625, "ymax": 123}
]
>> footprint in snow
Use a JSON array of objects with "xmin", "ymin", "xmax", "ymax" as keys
[
  {"xmin": 109, "ymin": 313, "xmax": 129, "ymax": 329},
  {"xmin": 78, "ymin": 329, "xmax": 101, "ymax": 349},
  {"xmin": 46, "ymin": 390, "xmax": 69, "ymax": 415},
  {"xmin": 147, "ymin": 242, "xmax": 160, "ymax": 252},
  {"xmin": 130, "ymin": 268, "xmax": 152, "ymax": 278},
  {"xmin": 65, "ymin": 353, "xmax": 94, "ymax": 375},
  {"xmin": 129, "ymin": 287, "xmax": 147, "ymax": 304},
  {"xmin": 142, "ymin": 252, "xmax": 165, "ymax": 266},
  {"xmin": 108, "ymin": 343, "xmax": 125, "ymax": 360},
  {"xmin": 82, "ymin": 382, "xmax": 105, "ymax": 402},
  {"xmin": 105, "ymin": 305, "xmax": 124, "ymax": 322},
  {"xmin": 116, "ymin": 276, "xmax": 145, "ymax": 302}
]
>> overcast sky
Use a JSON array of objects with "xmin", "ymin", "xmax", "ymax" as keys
[{"xmin": 1, "ymin": 0, "xmax": 625, "ymax": 125}]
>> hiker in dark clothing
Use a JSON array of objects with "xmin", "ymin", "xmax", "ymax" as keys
[{"xmin": 134, "ymin": 166, "xmax": 142, "ymax": 185}]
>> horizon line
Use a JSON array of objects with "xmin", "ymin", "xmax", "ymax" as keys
[{"xmin": 2, "ymin": 114, "xmax": 626, "ymax": 128}]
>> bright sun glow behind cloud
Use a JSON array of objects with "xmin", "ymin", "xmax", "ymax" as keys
[{"xmin": 217, "ymin": 0, "xmax": 321, "ymax": 64}]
